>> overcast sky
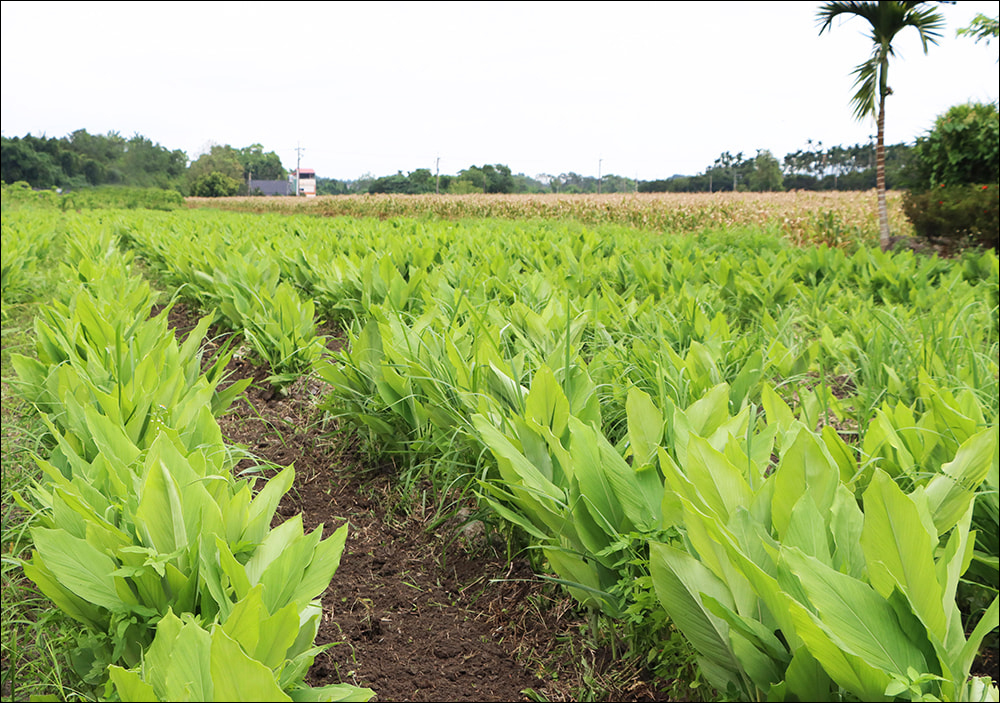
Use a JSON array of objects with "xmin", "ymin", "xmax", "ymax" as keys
[{"xmin": 2, "ymin": 1, "xmax": 998, "ymax": 181}]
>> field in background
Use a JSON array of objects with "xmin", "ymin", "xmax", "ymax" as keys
[{"xmin": 186, "ymin": 190, "xmax": 913, "ymax": 249}]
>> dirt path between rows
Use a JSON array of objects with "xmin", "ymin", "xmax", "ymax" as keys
[{"xmin": 164, "ymin": 303, "xmax": 672, "ymax": 702}]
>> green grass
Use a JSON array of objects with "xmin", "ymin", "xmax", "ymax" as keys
[{"xmin": 1, "ymin": 304, "xmax": 93, "ymax": 701}]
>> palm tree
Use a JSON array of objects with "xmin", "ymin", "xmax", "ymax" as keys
[{"xmin": 817, "ymin": 1, "xmax": 947, "ymax": 250}]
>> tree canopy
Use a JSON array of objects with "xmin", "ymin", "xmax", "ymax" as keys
[
  {"xmin": 1, "ymin": 130, "xmax": 186, "ymax": 190},
  {"xmin": 0, "ymin": 131, "xmax": 286, "ymax": 195}
]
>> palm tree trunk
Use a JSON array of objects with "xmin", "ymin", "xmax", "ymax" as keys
[{"xmin": 876, "ymin": 93, "xmax": 890, "ymax": 250}]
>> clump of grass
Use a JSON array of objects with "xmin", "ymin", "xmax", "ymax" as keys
[{"xmin": 1, "ymin": 351, "xmax": 90, "ymax": 700}]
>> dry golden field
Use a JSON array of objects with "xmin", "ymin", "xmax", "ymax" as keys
[{"xmin": 186, "ymin": 190, "xmax": 913, "ymax": 248}]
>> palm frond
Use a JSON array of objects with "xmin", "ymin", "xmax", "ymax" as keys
[
  {"xmin": 849, "ymin": 55, "xmax": 880, "ymax": 121},
  {"xmin": 818, "ymin": 0, "xmax": 949, "ymax": 122}
]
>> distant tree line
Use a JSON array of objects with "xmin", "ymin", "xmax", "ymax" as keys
[
  {"xmin": 1, "ymin": 130, "xmax": 187, "ymax": 190},
  {"xmin": 320, "ymin": 166, "xmax": 642, "ymax": 196},
  {"xmin": 2, "ymin": 128, "xmax": 922, "ymax": 197},
  {"xmin": 323, "ymin": 144, "xmax": 917, "ymax": 197},
  {"xmin": 0, "ymin": 130, "xmax": 285, "ymax": 196},
  {"xmin": 638, "ymin": 143, "xmax": 917, "ymax": 193}
]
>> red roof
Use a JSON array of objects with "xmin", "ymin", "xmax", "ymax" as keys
[{"xmin": 295, "ymin": 169, "xmax": 316, "ymax": 176}]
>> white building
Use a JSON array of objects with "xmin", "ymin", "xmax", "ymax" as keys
[{"xmin": 290, "ymin": 168, "xmax": 317, "ymax": 197}]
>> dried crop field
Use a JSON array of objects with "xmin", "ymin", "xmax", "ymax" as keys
[{"xmin": 186, "ymin": 190, "xmax": 913, "ymax": 248}]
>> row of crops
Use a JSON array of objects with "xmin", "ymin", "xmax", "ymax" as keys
[
  {"xmin": 3, "ymin": 201, "xmax": 998, "ymax": 701},
  {"xmin": 2, "ymin": 214, "xmax": 374, "ymax": 701}
]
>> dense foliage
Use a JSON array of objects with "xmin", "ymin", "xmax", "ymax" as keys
[
  {"xmin": 903, "ymin": 184, "xmax": 999, "ymax": 251},
  {"xmin": 0, "ymin": 132, "xmax": 286, "ymax": 196},
  {"xmin": 902, "ymin": 102, "xmax": 999, "ymax": 252},
  {"xmin": 2, "ymin": 206, "xmax": 374, "ymax": 701},
  {"xmin": 0, "ymin": 131, "xmax": 187, "ymax": 190},
  {"xmin": 3, "ymin": 188, "xmax": 998, "ymax": 700},
  {"xmin": 190, "ymin": 171, "xmax": 242, "ymax": 198},
  {"xmin": 912, "ymin": 102, "xmax": 1000, "ymax": 189},
  {"xmin": 1, "ymin": 181, "xmax": 185, "ymax": 212},
  {"xmin": 105, "ymin": 205, "xmax": 997, "ymax": 701}
]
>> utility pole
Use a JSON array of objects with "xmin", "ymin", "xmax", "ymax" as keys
[
  {"xmin": 294, "ymin": 143, "xmax": 305, "ymax": 196},
  {"xmin": 435, "ymin": 156, "xmax": 440, "ymax": 195},
  {"xmin": 597, "ymin": 158, "xmax": 602, "ymax": 195}
]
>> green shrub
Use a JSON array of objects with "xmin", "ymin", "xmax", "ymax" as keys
[
  {"xmin": 60, "ymin": 186, "xmax": 184, "ymax": 211},
  {"xmin": 913, "ymin": 102, "xmax": 999, "ymax": 188},
  {"xmin": 190, "ymin": 172, "xmax": 240, "ymax": 198},
  {"xmin": 902, "ymin": 184, "xmax": 998, "ymax": 252},
  {"xmin": 0, "ymin": 181, "xmax": 60, "ymax": 210}
]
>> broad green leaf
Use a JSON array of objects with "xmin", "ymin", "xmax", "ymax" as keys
[
  {"xmin": 472, "ymin": 414, "xmax": 565, "ymax": 514},
  {"xmin": 198, "ymin": 536, "xmax": 232, "ymax": 620},
  {"xmin": 164, "ymin": 562, "xmax": 195, "ymax": 614},
  {"xmin": 476, "ymin": 490, "xmax": 551, "ymax": 541},
  {"xmin": 648, "ymin": 541, "xmax": 744, "ymax": 695},
  {"xmin": 956, "ymin": 596, "xmax": 999, "ymax": 682},
  {"xmin": 761, "ymin": 383, "xmax": 795, "ymax": 441},
  {"xmin": 935, "ymin": 501, "xmax": 975, "ymax": 615},
  {"xmin": 255, "ymin": 601, "xmax": 301, "ymax": 671},
  {"xmin": 702, "ymin": 594, "xmax": 788, "ymax": 690},
  {"xmin": 30, "ymin": 527, "xmax": 122, "ymax": 612},
  {"xmin": 513, "ymin": 416, "xmax": 556, "ymax": 484},
  {"xmin": 861, "ymin": 470, "xmax": 946, "ymax": 642},
  {"xmin": 785, "ymin": 593, "xmax": 892, "ymax": 701},
  {"xmin": 134, "ymin": 452, "xmax": 187, "ymax": 556},
  {"xmin": 143, "ymin": 608, "xmax": 185, "ymax": 696},
  {"xmin": 772, "ymin": 426, "xmax": 838, "ymax": 541},
  {"xmin": 222, "ymin": 585, "xmax": 265, "ymax": 655},
  {"xmin": 246, "ymin": 514, "xmax": 305, "ymax": 587},
  {"xmin": 626, "ymin": 387, "xmax": 662, "ymax": 468},
  {"xmin": 525, "ymin": 365, "xmax": 569, "ymax": 439},
  {"xmin": 289, "ymin": 523, "xmax": 348, "ymax": 608},
  {"xmin": 568, "ymin": 417, "xmax": 627, "ymax": 535},
  {"xmin": 684, "ymin": 383, "xmax": 730, "ymax": 437},
  {"xmin": 84, "ymin": 404, "xmax": 141, "ymax": 467},
  {"xmin": 216, "ymin": 537, "xmax": 251, "ymax": 601},
  {"xmin": 21, "ymin": 555, "xmax": 106, "ymax": 628},
  {"xmin": 684, "ymin": 434, "xmax": 752, "ymax": 524},
  {"xmin": 245, "ymin": 465, "xmax": 295, "ymax": 546},
  {"xmin": 924, "ymin": 428, "xmax": 995, "ymax": 535},
  {"xmin": 821, "ymin": 425, "xmax": 858, "ymax": 485},
  {"xmin": 829, "ymin": 485, "xmax": 865, "ymax": 579},
  {"xmin": 567, "ymin": 476, "xmax": 618, "ymax": 559},
  {"xmin": 542, "ymin": 547, "xmax": 613, "ymax": 614},
  {"xmin": 780, "ymin": 547, "xmax": 928, "ymax": 677},
  {"xmin": 108, "ymin": 665, "xmax": 157, "ymax": 702},
  {"xmin": 287, "ymin": 683, "xmax": 376, "ymax": 701},
  {"xmin": 781, "ymin": 646, "xmax": 835, "ymax": 702},
  {"xmin": 784, "ymin": 494, "xmax": 832, "ymax": 563},
  {"xmin": 587, "ymin": 416, "xmax": 660, "ymax": 530},
  {"xmin": 729, "ymin": 350, "xmax": 763, "ymax": 413},
  {"xmin": 210, "ymin": 627, "xmax": 291, "ymax": 702},
  {"xmin": 162, "ymin": 619, "xmax": 213, "ymax": 701}
]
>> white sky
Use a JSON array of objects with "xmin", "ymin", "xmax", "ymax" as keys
[{"xmin": 2, "ymin": 1, "xmax": 998, "ymax": 181}]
